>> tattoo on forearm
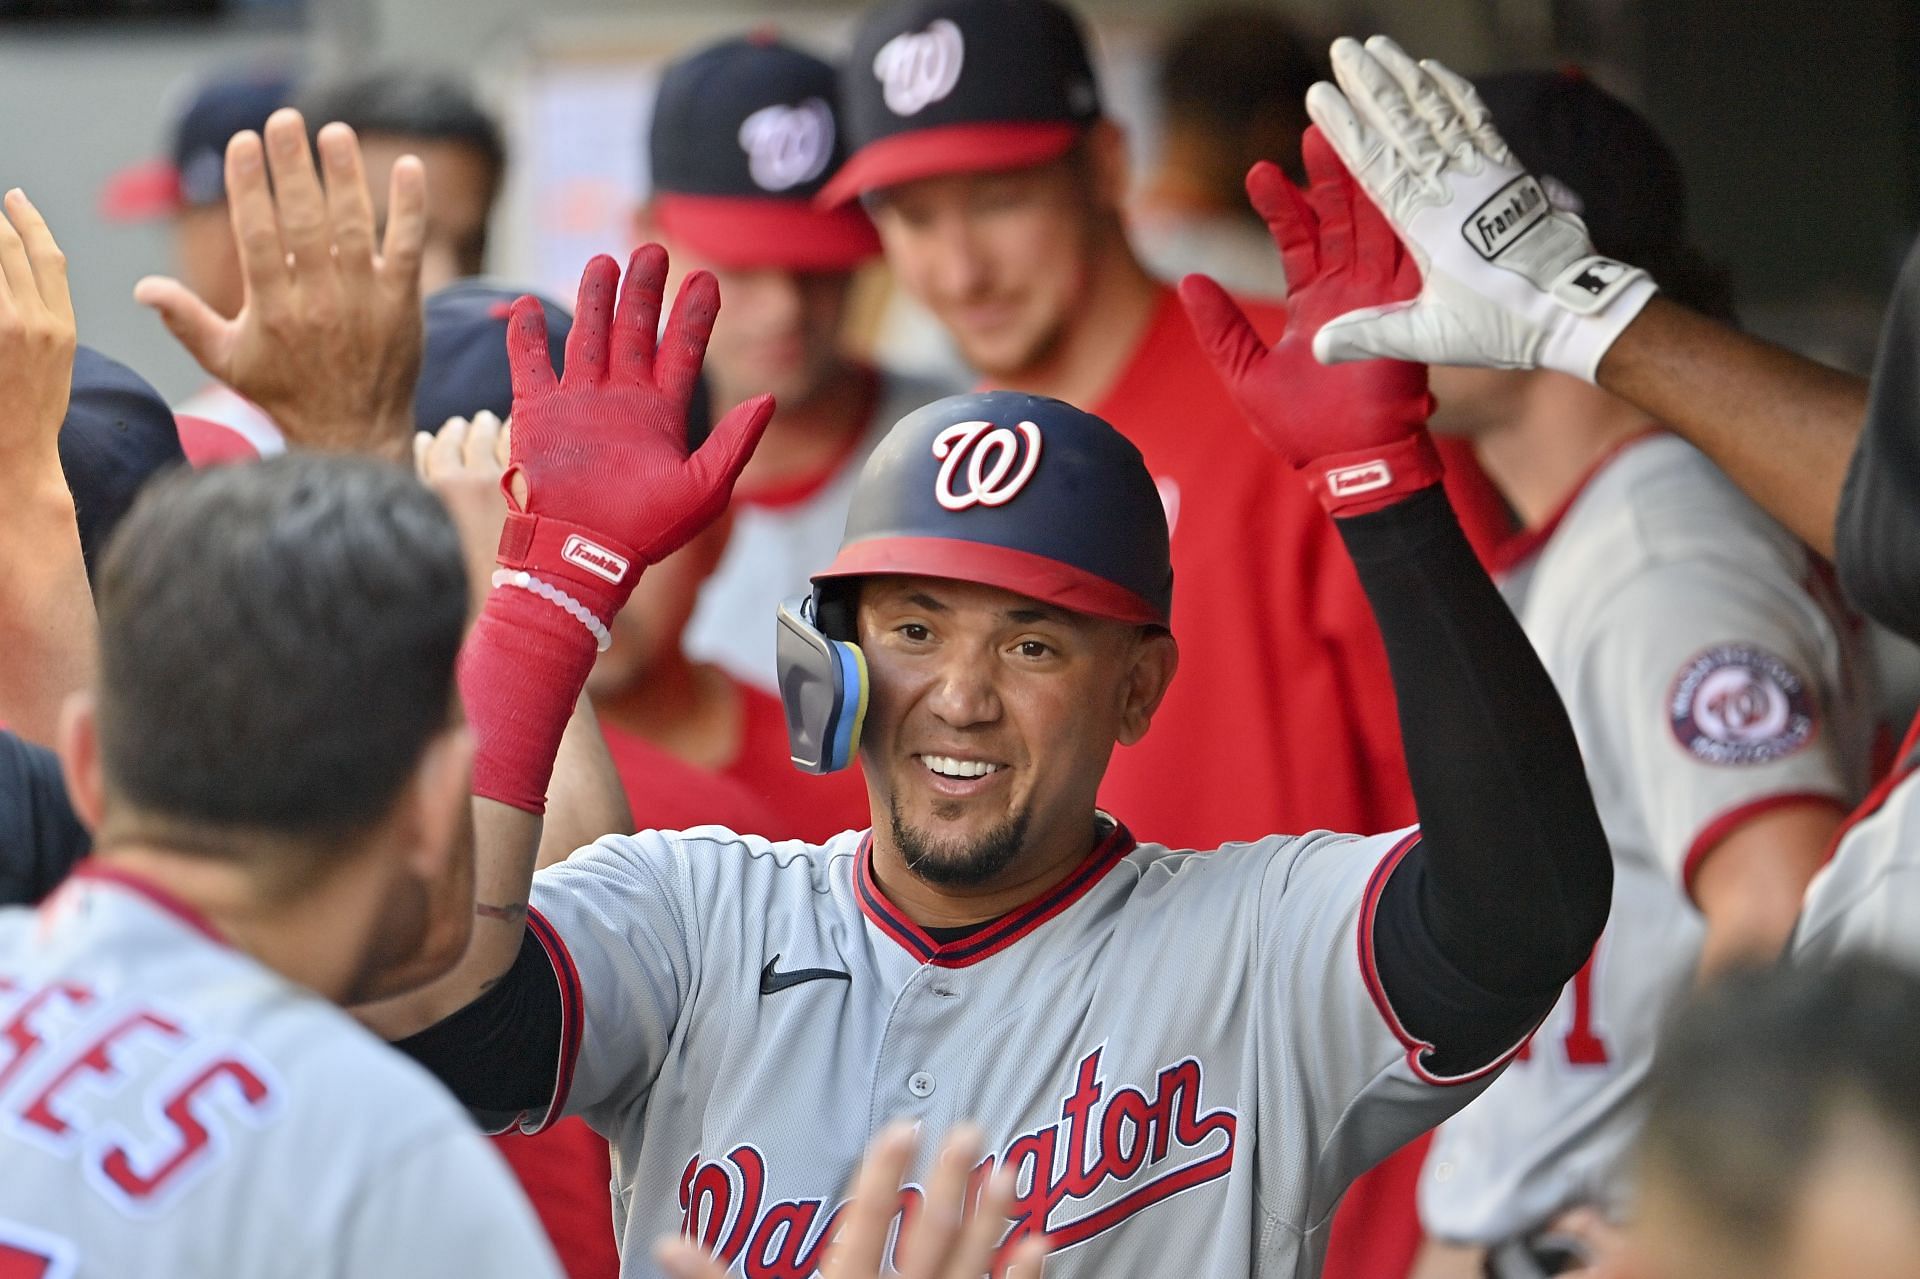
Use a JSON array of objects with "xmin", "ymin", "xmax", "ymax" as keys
[{"xmin": 475, "ymin": 901, "xmax": 527, "ymax": 924}]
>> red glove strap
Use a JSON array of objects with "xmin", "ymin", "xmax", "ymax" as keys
[
  {"xmin": 497, "ymin": 509, "xmax": 641, "ymax": 625},
  {"xmin": 460, "ymin": 584, "xmax": 600, "ymax": 814},
  {"xmin": 1305, "ymin": 432, "xmax": 1447, "ymax": 518}
]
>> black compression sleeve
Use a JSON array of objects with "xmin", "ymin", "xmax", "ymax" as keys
[
  {"xmin": 1336, "ymin": 485, "xmax": 1612, "ymax": 1076},
  {"xmin": 392, "ymin": 928, "xmax": 564, "ymax": 1127},
  {"xmin": 1836, "ymin": 235, "xmax": 1920, "ymax": 642}
]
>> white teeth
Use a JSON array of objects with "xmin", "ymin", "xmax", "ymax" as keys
[{"xmin": 919, "ymin": 754, "xmax": 1003, "ymax": 780}]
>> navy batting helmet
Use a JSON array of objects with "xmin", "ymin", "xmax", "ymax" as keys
[{"xmin": 777, "ymin": 390, "xmax": 1171, "ymax": 772}]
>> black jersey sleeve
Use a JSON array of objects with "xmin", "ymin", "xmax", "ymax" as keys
[
  {"xmin": 1836, "ymin": 235, "xmax": 1920, "ymax": 643},
  {"xmin": 1335, "ymin": 484, "xmax": 1612, "ymax": 1077}
]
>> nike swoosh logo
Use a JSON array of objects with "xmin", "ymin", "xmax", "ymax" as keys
[{"xmin": 760, "ymin": 955, "xmax": 852, "ymax": 996}]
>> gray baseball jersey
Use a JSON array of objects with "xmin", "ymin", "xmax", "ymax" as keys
[
  {"xmin": 0, "ymin": 864, "xmax": 563, "ymax": 1279},
  {"xmin": 512, "ymin": 819, "xmax": 1514, "ymax": 1278},
  {"xmin": 1794, "ymin": 717, "xmax": 1920, "ymax": 965},
  {"xmin": 1421, "ymin": 434, "xmax": 1873, "ymax": 1244},
  {"xmin": 683, "ymin": 370, "xmax": 957, "ymax": 692}
]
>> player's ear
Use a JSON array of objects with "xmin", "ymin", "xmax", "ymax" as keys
[
  {"xmin": 1085, "ymin": 118, "xmax": 1132, "ymax": 213},
  {"xmin": 56, "ymin": 690, "xmax": 107, "ymax": 832},
  {"xmin": 1115, "ymin": 628, "xmax": 1178, "ymax": 747}
]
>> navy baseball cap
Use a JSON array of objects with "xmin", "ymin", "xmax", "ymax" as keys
[
  {"xmin": 813, "ymin": 390, "xmax": 1170, "ymax": 626},
  {"xmin": 821, "ymin": 0, "xmax": 1102, "ymax": 207},
  {"xmin": 414, "ymin": 280, "xmax": 572, "ymax": 431},
  {"xmin": 61, "ymin": 347, "xmax": 187, "ymax": 581},
  {"xmin": 101, "ymin": 68, "xmax": 296, "ymax": 220},
  {"xmin": 413, "ymin": 278, "xmax": 713, "ymax": 447},
  {"xmin": 650, "ymin": 34, "xmax": 879, "ymax": 272}
]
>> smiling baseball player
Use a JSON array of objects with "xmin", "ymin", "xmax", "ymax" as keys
[{"xmin": 370, "ymin": 160, "xmax": 1612, "ymax": 1277}]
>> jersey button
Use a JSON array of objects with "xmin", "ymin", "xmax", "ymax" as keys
[{"xmin": 907, "ymin": 1071, "xmax": 936, "ymax": 1098}]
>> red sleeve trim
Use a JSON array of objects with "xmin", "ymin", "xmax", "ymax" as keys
[
  {"xmin": 1356, "ymin": 830, "xmax": 1531, "ymax": 1087},
  {"xmin": 1680, "ymin": 790, "xmax": 1851, "ymax": 903},
  {"xmin": 523, "ymin": 906, "xmax": 585, "ymax": 1134}
]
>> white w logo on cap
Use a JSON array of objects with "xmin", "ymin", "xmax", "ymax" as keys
[
  {"xmin": 931, "ymin": 420, "xmax": 1043, "ymax": 511},
  {"xmin": 873, "ymin": 18, "xmax": 965, "ymax": 117},
  {"xmin": 737, "ymin": 99, "xmax": 836, "ymax": 192}
]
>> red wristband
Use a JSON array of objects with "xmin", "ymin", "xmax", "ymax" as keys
[
  {"xmin": 460, "ymin": 584, "xmax": 599, "ymax": 814},
  {"xmin": 497, "ymin": 509, "xmax": 642, "ymax": 626},
  {"xmin": 1304, "ymin": 433, "xmax": 1447, "ymax": 517}
]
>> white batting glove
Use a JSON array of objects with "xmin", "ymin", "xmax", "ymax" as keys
[{"xmin": 1304, "ymin": 36, "xmax": 1657, "ymax": 382}]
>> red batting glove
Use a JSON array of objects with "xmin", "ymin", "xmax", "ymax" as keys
[
  {"xmin": 1180, "ymin": 126, "xmax": 1441, "ymax": 517},
  {"xmin": 462, "ymin": 246, "xmax": 774, "ymax": 812}
]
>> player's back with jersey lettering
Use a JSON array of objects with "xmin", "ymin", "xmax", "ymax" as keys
[
  {"xmin": 0, "ymin": 864, "xmax": 562, "ymax": 1279},
  {"xmin": 513, "ymin": 819, "xmax": 1511, "ymax": 1278},
  {"xmin": 1421, "ymin": 434, "xmax": 1873, "ymax": 1243}
]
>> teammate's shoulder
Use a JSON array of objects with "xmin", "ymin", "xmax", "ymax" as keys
[
  {"xmin": 552, "ymin": 824, "xmax": 864, "ymax": 888},
  {"xmin": 1119, "ymin": 827, "xmax": 1394, "ymax": 889},
  {"xmin": 1588, "ymin": 435, "xmax": 1795, "ymax": 557},
  {"xmin": 1538, "ymin": 434, "xmax": 1805, "ymax": 602}
]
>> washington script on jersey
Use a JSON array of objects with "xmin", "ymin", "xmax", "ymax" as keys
[{"xmin": 677, "ymin": 1047, "xmax": 1238, "ymax": 1272}]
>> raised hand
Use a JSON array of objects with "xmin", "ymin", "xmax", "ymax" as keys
[
  {"xmin": 496, "ymin": 245, "xmax": 773, "ymax": 623},
  {"xmin": 133, "ymin": 108, "xmax": 426, "ymax": 459},
  {"xmin": 0, "ymin": 189, "xmax": 76, "ymax": 473},
  {"xmin": 1303, "ymin": 36, "xmax": 1656, "ymax": 381},
  {"xmin": 1180, "ymin": 127, "xmax": 1442, "ymax": 515},
  {"xmin": 652, "ymin": 1124, "xmax": 1048, "ymax": 1279},
  {"xmin": 416, "ymin": 411, "xmax": 511, "ymax": 621}
]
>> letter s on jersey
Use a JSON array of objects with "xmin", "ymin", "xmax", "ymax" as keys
[{"xmin": 1, "ymin": 984, "xmax": 281, "ymax": 1217}]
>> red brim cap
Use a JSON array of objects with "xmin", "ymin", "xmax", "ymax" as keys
[
  {"xmin": 653, "ymin": 194, "xmax": 881, "ymax": 273},
  {"xmin": 814, "ymin": 535, "xmax": 1166, "ymax": 626},
  {"xmin": 100, "ymin": 159, "xmax": 185, "ymax": 222},
  {"xmin": 817, "ymin": 121, "xmax": 1084, "ymax": 208}
]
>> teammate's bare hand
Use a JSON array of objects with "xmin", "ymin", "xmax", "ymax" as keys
[
  {"xmin": 134, "ymin": 108, "xmax": 426, "ymax": 461},
  {"xmin": 0, "ymin": 188, "xmax": 76, "ymax": 474},
  {"xmin": 651, "ymin": 1123, "xmax": 1048, "ymax": 1279},
  {"xmin": 416, "ymin": 411, "xmax": 511, "ymax": 620}
]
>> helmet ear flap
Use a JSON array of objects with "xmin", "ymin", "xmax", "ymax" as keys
[{"xmin": 775, "ymin": 593, "xmax": 869, "ymax": 775}]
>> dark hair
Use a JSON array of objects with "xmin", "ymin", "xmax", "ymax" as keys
[
  {"xmin": 1639, "ymin": 955, "xmax": 1920, "ymax": 1247},
  {"xmin": 296, "ymin": 68, "xmax": 506, "ymax": 182},
  {"xmin": 94, "ymin": 455, "xmax": 468, "ymax": 844},
  {"xmin": 1157, "ymin": 8, "xmax": 1324, "ymax": 184}
]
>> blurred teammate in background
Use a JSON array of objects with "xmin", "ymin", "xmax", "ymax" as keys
[
  {"xmin": 1132, "ymin": 6, "xmax": 1321, "ymax": 298},
  {"xmin": 102, "ymin": 67, "xmax": 295, "ymax": 326},
  {"xmin": 638, "ymin": 34, "xmax": 955, "ymax": 701},
  {"xmin": 1407, "ymin": 68, "xmax": 1875, "ymax": 1279}
]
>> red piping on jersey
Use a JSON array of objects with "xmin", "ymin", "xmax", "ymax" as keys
[
  {"xmin": 525, "ymin": 905, "xmax": 585, "ymax": 1134},
  {"xmin": 730, "ymin": 366, "xmax": 879, "ymax": 511},
  {"xmin": 1484, "ymin": 428, "xmax": 1666, "ymax": 578},
  {"xmin": 1356, "ymin": 830, "xmax": 1527, "ymax": 1087},
  {"xmin": 60, "ymin": 860, "xmax": 228, "ymax": 946},
  {"xmin": 1821, "ymin": 707, "xmax": 1920, "ymax": 868},
  {"xmin": 855, "ymin": 822, "xmax": 1136, "ymax": 967},
  {"xmin": 1680, "ymin": 791, "xmax": 1850, "ymax": 905}
]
